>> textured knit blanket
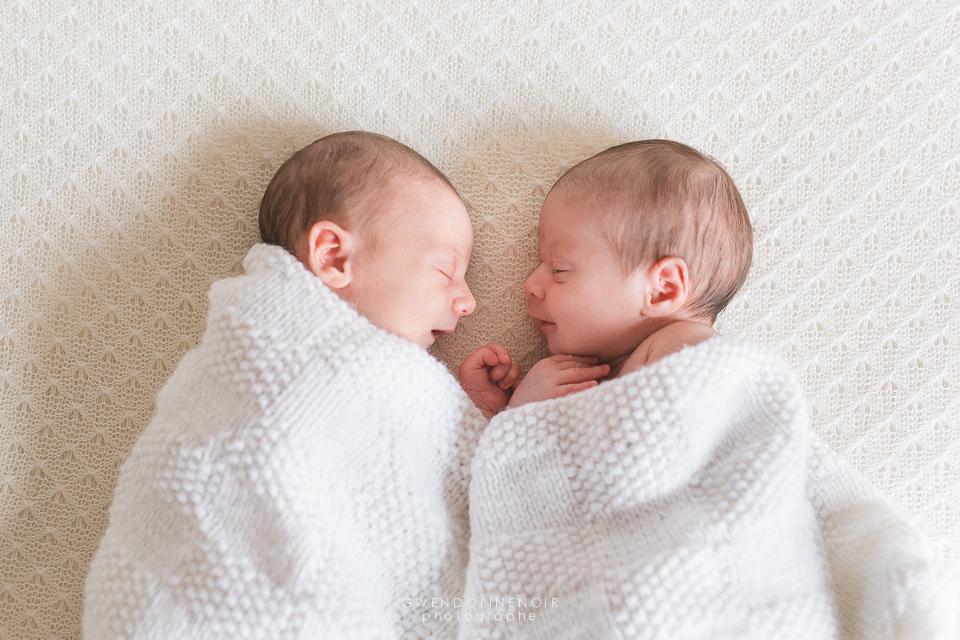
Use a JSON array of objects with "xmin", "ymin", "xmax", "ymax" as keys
[
  {"xmin": 83, "ymin": 244, "xmax": 486, "ymax": 640},
  {"xmin": 460, "ymin": 336, "xmax": 957, "ymax": 640}
]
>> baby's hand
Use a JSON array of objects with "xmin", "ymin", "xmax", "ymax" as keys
[
  {"xmin": 508, "ymin": 355, "xmax": 609, "ymax": 408},
  {"xmin": 459, "ymin": 344, "xmax": 522, "ymax": 419}
]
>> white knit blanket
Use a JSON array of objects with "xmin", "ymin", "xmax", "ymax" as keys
[
  {"xmin": 461, "ymin": 336, "xmax": 957, "ymax": 640},
  {"xmin": 83, "ymin": 244, "xmax": 486, "ymax": 640}
]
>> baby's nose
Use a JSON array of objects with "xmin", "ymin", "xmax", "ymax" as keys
[
  {"xmin": 455, "ymin": 286, "xmax": 477, "ymax": 316},
  {"xmin": 523, "ymin": 266, "xmax": 544, "ymax": 299}
]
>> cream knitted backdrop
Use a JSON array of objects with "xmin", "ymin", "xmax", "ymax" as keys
[{"xmin": 1, "ymin": 0, "xmax": 958, "ymax": 638}]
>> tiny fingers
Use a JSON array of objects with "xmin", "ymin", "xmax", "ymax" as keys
[
  {"xmin": 490, "ymin": 343, "xmax": 511, "ymax": 362},
  {"xmin": 498, "ymin": 361, "xmax": 522, "ymax": 389},
  {"xmin": 550, "ymin": 354, "xmax": 599, "ymax": 365},
  {"xmin": 558, "ymin": 363, "xmax": 610, "ymax": 384},
  {"xmin": 475, "ymin": 346, "xmax": 503, "ymax": 368},
  {"xmin": 556, "ymin": 380, "xmax": 600, "ymax": 397},
  {"xmin": 482, "ymin": 343, "xmax": 513, "ymax": 367},
  {"xmin": 489, "ymin": 362, "xmax": 512, "ymax": 382},
  {"xmin": 591, "ymin": 363, "xmax": 611, "ymax": 378}
]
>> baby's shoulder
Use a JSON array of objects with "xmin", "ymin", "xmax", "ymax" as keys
[
  {"xmin": 649, "ymin": 320, "xmax": 716, "ymax": 352},
  {"xmin": 619, "ymin": 321, "xmax": 716, "ymax": 377}
]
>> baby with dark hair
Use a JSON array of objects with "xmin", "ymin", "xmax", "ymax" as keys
[
  {"xmin": 84, "ymin": 131, "xmax": 490, "ymax": 639},
  {"xmin": 260, "ymin": 131, "xmax": 475, "ymax": 348}
]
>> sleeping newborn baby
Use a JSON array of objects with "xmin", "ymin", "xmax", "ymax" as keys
[
  {"xmin": 459, "ymin": 140, "xmax": 956, "ymax": 639},
  {"xmin": 84, "ymin": 131, "xmax": 488, "ymax": 639}
]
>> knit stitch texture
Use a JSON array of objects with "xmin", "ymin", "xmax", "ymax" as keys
[
  {"xmin": 83, "ymin": 244, "xmax": 486, "ymax": 639},
  {"xmin": 461, "ymin": 336, "xmax": 957, "ymax": 640},
  {"xmin": 4, "ymin": 2, "xmax": 960, "ymax": 636}
]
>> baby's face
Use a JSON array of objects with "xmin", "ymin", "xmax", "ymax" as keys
[
  {"xmin": 346, "ymin": 179, "xmax": 476, "ymax": 348},
  {"xmin": 524, "ymin": 189, "xmax": 649, "ymax": 362}
]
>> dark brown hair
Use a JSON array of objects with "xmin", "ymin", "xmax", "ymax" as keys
[
  {"xmin": 555, "ymin": 139, "xmax": 753, "ymax": 323},
  {"xmin": 258, "ymin": 131, "xmax": 457, "ymax": 257}
]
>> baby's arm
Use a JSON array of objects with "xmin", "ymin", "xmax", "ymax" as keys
[
  {"xmin": 459, "ymin": 344, "xmax": 522, "ymax": 419},
  {"xmin": 507, "ymin": 355, "xmax": 610, "ymax": 408}
]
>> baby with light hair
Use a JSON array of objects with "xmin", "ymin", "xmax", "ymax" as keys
[
  {"xmin": 460, "ymin": 140, "xmax": 955, "ymax": 639},
  {"xmin": 85, "ymin": 131, "xmax": 490, "ymax": 640},
  {"xmin": 513, "ymin": 138, "xmax": 751, "ymax": 400}
]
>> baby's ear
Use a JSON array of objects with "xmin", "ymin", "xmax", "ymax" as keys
[
  {"xmin": 304, "ymin": 221, "xmax": 354, "ymax": 289},
  {"xmin": 642, "ymin": 256, "xmax": 690, "ymax": 317}
]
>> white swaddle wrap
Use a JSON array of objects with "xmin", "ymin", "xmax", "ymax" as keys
[
  {"xmin": 461, "ymin": 335, "xmax": 957, "ymax": 640},
  {"xmin": 83, "ymin": 244, "xmax": 486, "ymax": 640}
]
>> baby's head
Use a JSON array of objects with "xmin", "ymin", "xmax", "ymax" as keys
[
  {"xmin": 259, "ymin": 131, "xmax": 476, "ymax": 348},
  {"xmin": 524, "ymin": 139, "xmax": 752, "ymax": 361}
]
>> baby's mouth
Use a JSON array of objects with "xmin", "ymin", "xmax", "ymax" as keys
[{"xmin": 531, "ymin": 317, "xmax": 556, "ymax": 334}]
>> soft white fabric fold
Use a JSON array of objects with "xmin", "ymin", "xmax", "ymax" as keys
[
  {"xmin": 83, "ymin": 243, "xmax": 486, "ymax": 640},
  {"xmin": 460, "ymin": 335, "xmax": 957, "ymax": 640},
  {"xmin": 807, "ymin": 435, "xmax": 959, "ymax": 640}
]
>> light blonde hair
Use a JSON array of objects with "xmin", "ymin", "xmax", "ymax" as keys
[
  {"xmin": 555, "ymin": 139, "xmax": 752, "ymax": 323},
  {"xmin": 258, "ymin": 131, "xmax": 457, "ymax": 257}
]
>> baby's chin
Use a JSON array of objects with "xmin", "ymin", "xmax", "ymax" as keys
[
  {"xmin": 536, "ymin": 322, "xmax": 608, "ymax": 359},
  {"xmin": 542, "ymin": 330, "xmax": 583, "ymax": 356},
  {"xmin": 428, "ymin": 328, "xmax": 456, "ymax": 346},
  {"xmin": 388, "ymin": 326, "xmax": 437, "ymax": 348},
  {"xmin": 544, "ymin": 338, "xmax": 576, "ymax": 357},
  {"xmin": 542, "ymin": 332, "xmax": 565, "ymax": 355},
  {"xmin": 544, "ymin": 338, "xmax": 611, "ymax": 362}
]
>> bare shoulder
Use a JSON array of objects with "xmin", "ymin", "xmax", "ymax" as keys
[
  {"xmin": 649, "ymin": 320, "xmax": 717, "ymax": 355},
  {"xmin": 618, "ymin": 321, "xmax": 716, "ymax": 377}
]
